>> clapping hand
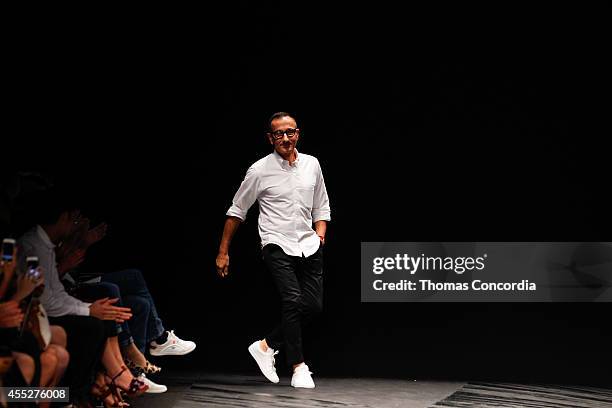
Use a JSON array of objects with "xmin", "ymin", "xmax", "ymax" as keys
[
  {"xmin": 84, "ymin": 222, "xmax": 108, "ymax": 248},
  {"xmin": 57, "ymin": 248, "xmax": 86, "ymax": 275}
]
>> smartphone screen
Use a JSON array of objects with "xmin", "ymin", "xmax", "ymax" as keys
[
  {"xmin": 26, "ymin": 256, "xmax": 39, "ymax": 274},
  {"xmin": 27, "ymin": 257, "xmax": 40, "ymax": 280},
  {"xmin": 2, "ymin": 239, "xmax": 15, "ymax": 262}
]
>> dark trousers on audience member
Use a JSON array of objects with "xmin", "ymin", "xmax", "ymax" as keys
[
  {"xmin": 48, "ymin": 315, "xmax": 108, "ymax": 400},
  {"xmin": 74, "ymin": 282, "xmax": 124, "ymax": 342},
  {"xmin": 101, "ymin": 269, "xmax": 165, "ymax": 353},
  {"xmin": 262, "ymin": 244, "xmax": 324, "ymax": 367}
]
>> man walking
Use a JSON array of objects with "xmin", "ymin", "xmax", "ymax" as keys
[{"xmin": 215, "ymin": 112, "xmax": 331, "ymax": 388}]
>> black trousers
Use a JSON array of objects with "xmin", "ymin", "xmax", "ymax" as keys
[
  {"xmin": 73, "ymin": 283, "xmax": 121, "ymax": 338},
  {"xmin": 48, "ymin": 315, "xmax": 108, "ymax": 399},
  {"xmin": 263, "ymin": 244, "xmax": 324, "ymax": 367}
]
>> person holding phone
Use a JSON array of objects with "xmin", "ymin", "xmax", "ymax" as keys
[
  {"xmin": 53, "ymin": 212, "xmax": 195, "ymax": 393},
  {"xmin": 0, "ymin": 243, "xmax": 70, "ymax": 399},
  {"xmin": 18, "ymin": 191, "xmax": 148, "ymax": 405},
  {"xmin": 0, "ymin": 239, "xmax": 17, "ymax": 298},
  {"xmin": 1, "ymin": 239, "xmax": 16, "ymax": 263},
  {"xmin": 216, "ymin": 112, "xmax": 331, "ymax": 389}
]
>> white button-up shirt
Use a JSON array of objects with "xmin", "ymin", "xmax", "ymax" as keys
[
  {"xmin": 227, "ymin": 149, "xmax": 331, "ymax": 257},
  {"xmin": 18, "ymin": 225, "xmax": 91, "ymax": 317}
]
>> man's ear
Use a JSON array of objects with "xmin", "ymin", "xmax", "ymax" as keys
[{"xmin": 266, "ymin": 133, "xmax": 274, "ymax": 145}]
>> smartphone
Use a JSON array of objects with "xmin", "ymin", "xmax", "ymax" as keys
[
  {"xmin": 26, "ymin": 256, "xmax": 40, "ymax": 279},
  {"xmin": 2, "ymin": 238, "xmax": 15, "ymax": 262}
]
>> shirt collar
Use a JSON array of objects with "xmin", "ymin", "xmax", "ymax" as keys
[
  {"xmin": 36, "ymin": 225, "xmax": 56, "ymax": 249},
  {"xmin": 273, "ymin": 148, "xmax": 300, "ymax": 168}
]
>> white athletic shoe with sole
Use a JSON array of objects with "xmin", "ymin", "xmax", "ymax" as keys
[
  {"xmin": 149, "ymin": 330, "xmax": 196, "ymax": 356},
  {"xmin": 291, "ymin": 364, "xmax": 315, "ymax": 388},
  {"xmin": 138, "ymin": 374, "xmax": 168, "ymax": 393},
  {"xmin": 248, "ymin": 340, "xmax": 279, "ymax": 383}
]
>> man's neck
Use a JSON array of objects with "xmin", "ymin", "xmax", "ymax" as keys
[
  {"xmin": 41, "ymin": 224, "xmax": 61, "ymax": 245},
  {"xmin": 287, "ymin": 151, "xmax": 297, "ymax": 165},
  {"xmin": 278, "ymin": 150, "xmax": 298, "ymax": 165}
]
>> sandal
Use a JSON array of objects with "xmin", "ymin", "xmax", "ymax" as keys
[
  {"xmin": 91, "ymin": 371, "xmax": 129, "ymax": 407},
  {"xmin": 125, "ymin": 358, "xmax": 161, "ymax": 375},
  {"xmin": 144, "ymin": 360, "xmax": 161, "ymax": 374},
  {"xmin": 105, "ymin": 366, "xmax": 148, "ymax": 398}
]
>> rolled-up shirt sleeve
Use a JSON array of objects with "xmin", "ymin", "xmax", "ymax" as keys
[
  {"xmin": 226, "ymin": 165, "xmax": 260, "ymax": 221},
  {"xmin": 312, "ymin": 159, "xmax": 331, "ymax": 222}
]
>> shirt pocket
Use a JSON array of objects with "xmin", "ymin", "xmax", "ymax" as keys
[{"xmin": 296, "ymin": 186, "xmax": 315, "ymax": 210}]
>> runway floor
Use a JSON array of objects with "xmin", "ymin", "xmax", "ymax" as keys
[{"xmin": 131, "ymin": 372, "xmax": 612, "ymax": 408}]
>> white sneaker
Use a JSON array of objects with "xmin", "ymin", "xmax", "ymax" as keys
[
  {"xmin": 291, "ymin": 364, "xmax": 315, "ymax": 388},
  {"xmin": 247, "ymin": 340, "xmax": 279, "ymax": 383},
  {"xmin": 149, "ymin": 330, "xmax": 196, "ymax": 356},
  {"xmin": 138, "ymin": 373, "xmax": 168, "ymax": 393}
]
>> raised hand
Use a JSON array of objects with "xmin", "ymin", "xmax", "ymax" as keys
[
  {"xmin": 12, "ymin": 269, "xmax": 45, "ymax": 302},
  {"xmin": 57, "ymin": 248, "xmax": 86, "ymax": 276},
  {"xmin": 0, "ymin": 245, "xmax": 18, "ymax": 298},
  {"xmin": 83, "ymin": 222, "xmax": 108, "ymax": 248}
]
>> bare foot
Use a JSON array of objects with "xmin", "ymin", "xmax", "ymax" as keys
[{"xmin": 114, "ymin": 368, "xmax": 136, "ymax": 391}]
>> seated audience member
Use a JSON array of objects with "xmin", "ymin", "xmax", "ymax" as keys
[
  {"xmin": 17, "ymin": 191, "xmax": 149, "ymax": 406},
  {"xmin": 1, "ymin": 241, "xmax": 69, "ymax": 408},
  {"xmin": 67, "ymin": 271, "xmax": 168, "ymax": 394},
  {"xmin": 57, "ymin": 215, "xmax": 196, "ymax": 361}
]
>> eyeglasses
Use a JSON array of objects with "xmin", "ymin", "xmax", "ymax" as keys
[
  {"xmin": 270, "ymin": 128, "xmax": 298, "ymax": 140},
  {"xmin": 71, "ymin": 211, "xmax": 82, "ymax": 225}
]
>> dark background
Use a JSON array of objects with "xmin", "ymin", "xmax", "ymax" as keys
[{"xmin": 2, "ymin": 4, "xmax": 610, "ymax": 386}]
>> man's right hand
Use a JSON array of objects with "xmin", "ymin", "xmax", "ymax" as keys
[
  {"xmin": 89, "ymin": 298, "xmax": 133, "ymax": 323},
  {"xmin": 216, "ymin": 253, "xmax": 230, "ymax": 278}
]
